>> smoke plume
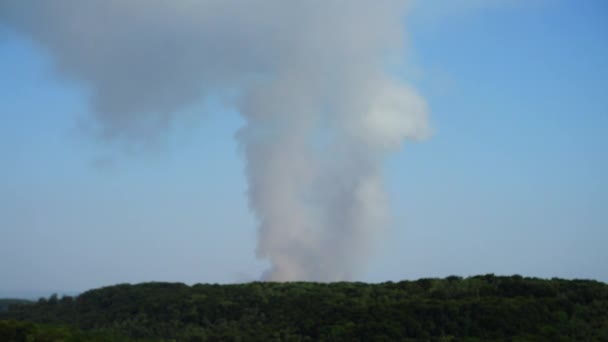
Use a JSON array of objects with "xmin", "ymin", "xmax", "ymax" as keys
[{"xmin": 0, "ymin": 1, "xmax": 430, "ymax": 281}]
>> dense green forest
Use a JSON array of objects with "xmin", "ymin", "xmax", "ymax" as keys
[
  {"xmin": 1, "ymin": 275, "xmax": 607, "ymax": 341},
  {"xmin": 0, "ymin": 320, "xmax": 135, "ymax": 342}
]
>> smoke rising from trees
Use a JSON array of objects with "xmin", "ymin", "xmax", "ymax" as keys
[{"xmin": 0, "ymin": 0, "xmax": 430, "ymax": 281}]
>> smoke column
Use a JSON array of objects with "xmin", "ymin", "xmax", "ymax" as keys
[{"xmin": 0, "ymin": 1, "xmax": 430, "ymax": 281}]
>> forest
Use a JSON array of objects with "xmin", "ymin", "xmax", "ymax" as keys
[{"xmin": 1, "ymin": 275, "xmax": 607, "ymax": 341}]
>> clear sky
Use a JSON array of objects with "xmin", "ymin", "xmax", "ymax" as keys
[{"xmin": 1, "ymin": 1, "xmax": 607, "ymax": 296}]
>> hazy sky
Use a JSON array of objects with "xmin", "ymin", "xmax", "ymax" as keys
[{"xmin": 1, "ymin": 1, "xmax": 607, "ymax": 295}]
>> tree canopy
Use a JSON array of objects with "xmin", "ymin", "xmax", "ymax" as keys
[{"xmin": 1, "ymin": 275, "xmax": 607, "ymax": 341}]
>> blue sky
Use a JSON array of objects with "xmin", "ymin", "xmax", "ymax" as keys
[
  {"xmin": 373, "ymin": 0, "xmax": 607, "ymax": 282},
  {"xmin": 1, "ymin": 1, "xmax": 607, "ymax": 295}
]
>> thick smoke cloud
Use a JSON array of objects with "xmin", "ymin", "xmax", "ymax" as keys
[{"xmin": 0, "ymin": 0, "xmax": 430, "ymax": 281}]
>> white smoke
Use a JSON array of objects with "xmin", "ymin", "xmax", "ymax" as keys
[{"xmin": 0, "ymin": 0, "xmax": 430, "ymax": 281}]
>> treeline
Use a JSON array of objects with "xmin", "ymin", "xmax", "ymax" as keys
[
  {"xmin": 1, "ymin": 275, "xmax": 607, "ymax": 341},
  {"xmin": 0, "ymin": 299, "xmax": 31, "ymax": 313}
]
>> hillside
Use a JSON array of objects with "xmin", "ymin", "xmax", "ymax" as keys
[{"xmin": 1, "ymin": 275, "xmax": 607, "ymax": 341}]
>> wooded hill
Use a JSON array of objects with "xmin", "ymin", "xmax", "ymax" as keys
[{"xmin": 1, "ymin": 275, "xmax": 607, "ymax": 341}]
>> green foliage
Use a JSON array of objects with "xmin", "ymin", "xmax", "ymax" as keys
[
  {"xmin": 1, "ymin": 275, "xmax": 607, "ymax": 341},
  {"xmin": 0, "ymin": 319, "xmax": 136, "ymax": 341}
]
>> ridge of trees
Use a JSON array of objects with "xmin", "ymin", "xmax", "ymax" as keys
[{"xmin": 1, "ymin": 274, "xmax": 607, "ymax": 341}]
